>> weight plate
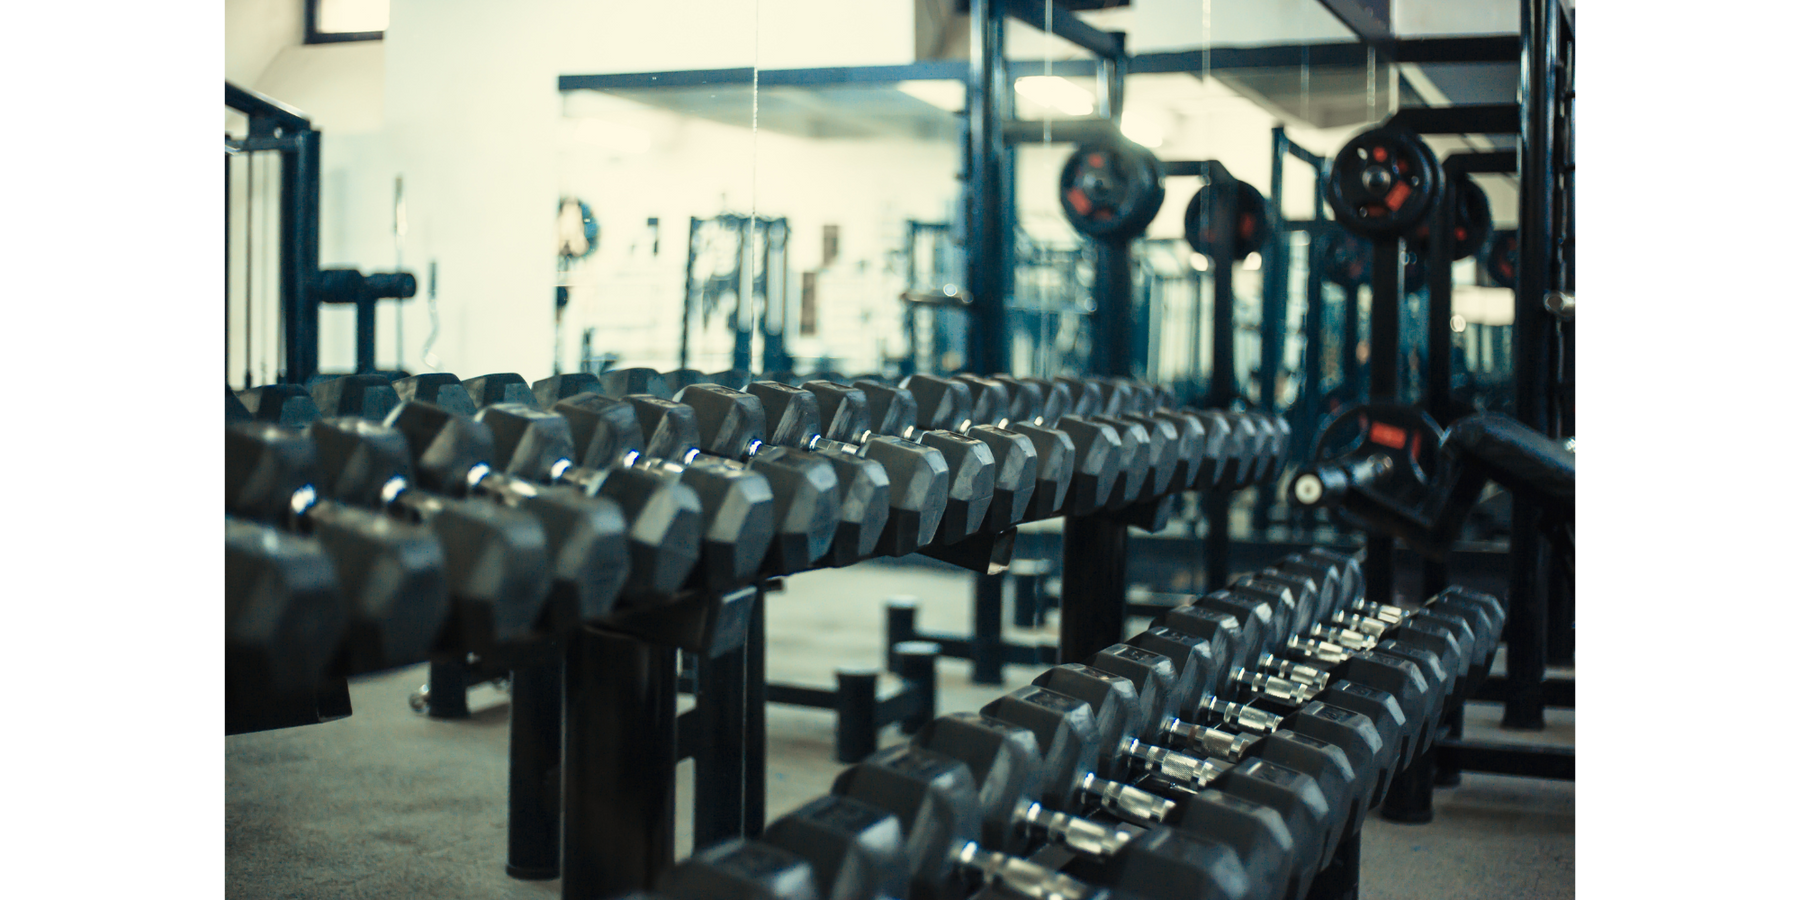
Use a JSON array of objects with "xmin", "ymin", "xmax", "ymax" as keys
[
  {"xmin": 1059, "ymin": 140, "xmax": 1166, "ymax": 239},
  {"xmin": 1326, "ymin": 126, "xmax": 1444, "ymax": 238},
  {"xmin": 1410, "ymin": 174, "xmax": 1493, "ymax": 262},
  {"xmin": 1184, "ymin": 179, "xmax": 1272, "ymax": 260},
  {"xmin": 1316, "ymin": 226, "xmax": 1372, "ymax": 286},
  {"xmin": 1484, "ymin": 229, "xmax": 1519, "ymax": 289},
  {"xmin": 1312, "ymin": 402, "xmax": 1445, "ymax": 508}
]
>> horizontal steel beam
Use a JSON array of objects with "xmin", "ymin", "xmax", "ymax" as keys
[
  {"xmin": 999, "ymin": 0, "xmax": 1125, "ymax": 60},
  {"xmin": 1434, "ymin": 738, "xmax": 1575, "ymax": 780},
  {"xmin": 1388, "ymin": 103, "xmax": 1520, "ymax": 135},
  {"xmin": 226, "ymin": 82, "xmax": 311, "ymax": 132}
]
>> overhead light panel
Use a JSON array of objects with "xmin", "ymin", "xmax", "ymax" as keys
[
  {"xmin": 896, "ymin": 81, "xmax": 965, "ymax": 112},
  {"xmin": 1016, "ymin": 76, "xmax": 1094, "ymax": 117}
]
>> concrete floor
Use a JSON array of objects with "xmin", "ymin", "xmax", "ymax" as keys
[{"xmin": 226, "ymin": 564, "xmax": 1574, "ymax": 899}]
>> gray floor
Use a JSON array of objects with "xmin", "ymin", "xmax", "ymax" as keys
[{"xmin": 226, "ymin": 565, "xmax": 1574, "ymax": 899}]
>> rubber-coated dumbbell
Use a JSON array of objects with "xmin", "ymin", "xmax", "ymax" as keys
[
  {"xmin": 1052, "ymin": 378, "xmax": 1154, "ymax": 512},
  {"xmin": 851, "ymin": 379, "xmax": 997, "ymax": 544},
  {"xmin": 992, "ymin": 376, "xmax": 1123, "ymax": 518},
  {"xmin": 304, "ymin": 415, "xmax": 556, "ymax": 657},
  {"xmin": 834, "ymin": 743, "xmax": 1252, "ymax": 900},
  {"xmin": 900, "ymin": 375, "xmax": 1039, "ymax": 532},
  {"xmin": 653, "ymin": 837, "xmax": 820, "ymax": 900},
  {"xmin": 912, "ymin": 713, "xmax": 1271, "ymax": 900},
  {"xmin": 382, "ymin": 399, "xmax": 647, "ymax": 618},
  {"xmin": 477, "ymin": 392, "xmax": 774, "ymax": 592},
  {"xmin": 227, "ymin": 421, "xmax": 451, "ymax": 674},
  {"xmin": 952, "ymin": 375, "xmax": 1077, "ymax": 521},
  {"xmin": 551, "ymin": 376, "xmax": 838, "ymax": 577},
  {"xmin": 799, "ymin": 380, "xmax": 953, "ymax": 557},
  {"xmin": 225, "ymin": 516, "xmax": 347, "ymax": 702},
  {"xmin": 1091, "ymin": 379, "xmax": 1184, "ymax": 503},
  {"xmin": 967, "ymin": 685, "xmax": 1302, "ymax": 900},
  {"xmin": 1026, "ymin": 663, "xmax": 1337, "ymax": 892}
]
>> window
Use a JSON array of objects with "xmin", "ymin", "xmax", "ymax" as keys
[{"xmin": 305, "ymin": 0, "xmax": 388, "ymax": 44}]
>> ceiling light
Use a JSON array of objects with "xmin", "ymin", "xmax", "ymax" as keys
[
  {"xmin": 897, "ymin": 80, "xmax": 965, "ymax": 112},
  {"xmin": 1016, "ymin": 76, "xmax": 1094, "ymax": 117},
  {"xmin": 1120, "ymin": 110, "xmax": 1164, "ymax": 148},
  {"xmin": 1243, "ymin": 252, "xmax": 1262, "ymax": 271}
]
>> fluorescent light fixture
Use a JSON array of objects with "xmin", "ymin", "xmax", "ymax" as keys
[
  {"xmin": 1120, "ymin": 110, "xmax": 1164, "ymax": 148},
  {"xmin": 1016, "ymin": 76, "xmax": 1094, "ymax": 117},
  {"xmin": 569, "ymin": 119, "xmax": 651, "ymax": 155},
  {"xmin": 317, "ymin": 0, "xmax": 389, "ymax": 33},
  {"xmin": 897, "ymin": 81, "xmax": 965, "ymax": 112}
]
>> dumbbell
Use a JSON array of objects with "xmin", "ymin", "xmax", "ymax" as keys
[
  {"xmin": 899, "ymin": 375, "xmax": 1039, "ymax": 532},
  {"xmin": 913, "ymin": 712, "xmax": 1280, "ymax": 900},
  {"xmin": 476, "ymin": 392, "xmax": 775, "ymax": 592},
  {"xmin": 1103, "ymin": 379, "xmax": 1210, "ymax": 496},
  {"xmin": 991, "ymin": 376, "xmax": 1122, "ymax": 518},
  {"xmin": 851, "ymin": 379, "xmax": 997, "ymax": 544},
  {"xmin": 227, "ymin": 421, "xmax": 451, "ymax": 674},
  {"xmin": 1090, "ymin": 380, "xmax": 1183, "ymax": 504},
  {"xmin": 960, "ymin": 689, "xmax": 1295, "ymax": 900},
  {"xmin": 1051, "ymin": 378, "xmax": 1154, "ymax": 512},
  {"xmin": 833, "ymin": 743, "xmax": 1252, "ymax": 900},
  {"xmin": 1025, "ymin": 664, "xmax": 1338, "ymax": 889},
  {"xmin": 652, "ymin": 837, "xmax": 821, "ymax": 900},
  {"xmin": 545, "ymin": 373, "xmax": 838, "ymax": 577},
  {"xmin": 225, "ymin": 516, "xmax": 347, "ymax": 702},
  {"xmin": 302, "ymin": 415, "xmax": 557, "ymax": 656},
  {"xmin": 948, "ymin": 375, "xmax": 1077, "ymax": 522},
  {"xmin": 379, "ymin": 398, "xmax": 653, "ymax": 620},
  {"xmin": 236, "ymin": 383, "xmax": 322, "ymax": 426},
  {"xmin": 798, "ymin": 380, "xmax": 953, "ymax": 557},
  {"xmin": 1085, "ymin": 642, "xmax": 1379, "ymax": 841},
  {"xmin": 744, "ymin": 380, "xmax": 932, "ymax": 564}
]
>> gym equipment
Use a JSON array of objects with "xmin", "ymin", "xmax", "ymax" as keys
[
  {"xmin": 304, "ymin": 415, "xmax": 556, "ymax": 656},
  {"xmin": 477, "ymin": 396, "xmax": 766, "ymax": 594},
  {"xmin": 834, "ymin": 743, "xmax": 1252, "ymax": 900},
  {"xmin": 760, "ymin": 795, "xmax": 908, "ymax": 900},
  {"xmin": 1324, "ymin": 126, "xmax": 1444, "ymax": 238},
  {"xmin": 225, "ymin": 516, "xmax": 346, "ymax": 702},
  {"xmin": 1058, "ymin": 141, "xmax": 1166, "ymax": 239},
  {"xmin": 901, "ymin": 374, "xmax": 1040, "ymax": 532},
  {"xmin": 1410, "ymin": 173, "xmax": 1494, "ymax": 262},
  {"xmin": 1185, "ymin": 180, "xmax": 1272, "ymax": 261},
  {"xmin": 852, "ymin": 379, "xmax": 997, "ymax": 545},
  {"xmin": 757, "ymin": 637, "xmax": 941, "ymax": 764},
  {"xmin": 1485, "ymin": 228, "xmax": 1520, "ymax": 288},
  {"xmin": 1012, "ymin": 377, "xmax": 1123, "ymax": 517},
  {"xmin": 742, "ymin": 381, "xmax": 901, "ymax": 563},
  {"xmin": 226, "ymin": 421, "xmax": 450, "ymax": 675},
  {"xmin": 555, "ymin": 374, "xmax": 841, "ymax": 577},
  {"xmin": 654, "ymin": 838, "xmax": 820, "ymax": 900},
  {"xmin": 954, "ymin": 375, "xmax": 1076, "ymax": 521},
  {"xmin": 384, "ymin": 400, "xmax": 641, "ymax": 618},
  {"xmin": 236, "ymin": 383, "xmax": 322, "ymax": 426},
  {"xmin": 797, "ymin": 380, "xmax": 954, "ymax": 557}
]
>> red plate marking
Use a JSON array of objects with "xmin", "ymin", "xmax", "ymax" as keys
[
  {"xmin": 1066, "ymin": 188, "xmax": 1093, "ymax": 216},
  {"xmin": 1372, "ymin": 146, "xmax": 1388, "ymax": 162},
  {"xmin": 1384, "ymin": 182, "xmax": 1412, "ymax": 211},
  {"xmin": 1088, "ymin": 153, "xmax": 1107, "ymax": 168},
  {"xmin": 1369, "ymin": 421, "xmax": 1408, "ymax": 450}
]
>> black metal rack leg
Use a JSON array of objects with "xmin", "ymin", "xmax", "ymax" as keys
[
  {"xmin": 506, "ymin": 654, "xmax": 562, "ymax": 880},
  {"xmin": 561, "ymin": 626, "xmax": 677, "ymax": 899},
  {"xmin": 692, "ymin": 627, "xmax": 748, "ymax": 849},
  {"xmin": 425, "ymin": 658, "xmax": 472, "ymax": 719},
  {"xmin": 971, "ymin": 574, "xmax": 1005, "ymax": 685},
  {"xmin": 1061, "ymin": 515, "xmax": 1128, "ymax": 664}
]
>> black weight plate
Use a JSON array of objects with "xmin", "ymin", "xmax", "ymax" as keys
[
  {"xmin": 1410, "ymin": 174, "xmax": 1494, "ymax": 262},
  {"xmin": 1312, "ymin": 403, "xmax": 1445, "ymax": 508},
  {"xmin": 1059, "ymin": 141, "xmax": 1166, "ymax": 239},
  {"xmin": 1326, "ymin": 126, "xmax": 1444, "ymax": 238},
  {"xmin": 1485, "ymin": 229, "xmax": 1519, "ymax": 289},
  {"xmin": 1316, "ymin": 226, "xmax": 1372, "ymax": 287},
  {"xmin": 1184, "ymin": 179, "xmax": 1272, "ymax": 260}
]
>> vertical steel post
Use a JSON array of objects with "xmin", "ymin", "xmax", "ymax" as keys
[
  {"xmin": 507, "ymin": 655, "xmax": 563, "ymax": 879},
  {"xmin": 1061, "ymin": 516, "xmax": 1128, "ymax": 664},
  {"xmin": 280, "ymin": 129, "xmax": 321, "ymax": 383},
  {"xmin": 965, "ymin": 0, "xmax": 1007, "ymax": 375},
  {"xmin": 971, "ymin": 573, "xmax": 1005, "ymax": 685},
  {"xmin": 561, "ymin": 627, "xmax": 677, "ymax": 898},
  {"xmin": 681, "ymin": 217, "xmax": 699, "ymax": 371},
  {"xmin": 835, "ymin": 669, "xmax": 880, "ymax": 763},
  {"xmin": 1092, "ymin": 237, "xmax": 1135, "ymax": 378},
  {"xmin": 1363, "ymin": 236, "xmax": 1403, "ymax": 606},
  {"xmin": 1203, "ymin": 177, "xmax": 1239, "ymax": 589},
  {"xmin": 1504, "ymin": 0, "xmax": 1560, "ymax": 731},
  {"xmin": 691, "ymin": 615, "xmax": 748, "ymax": 849},
  {"xmin": 1256, "ymin": 129, "xmax": 1290, "ymax": 533},
  {"xmin": 745, "ymin": 588, "xmax": 767, "ymax": 837}
]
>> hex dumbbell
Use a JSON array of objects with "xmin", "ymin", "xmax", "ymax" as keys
[
  {"xmin": 995, "ymin": 376, "xmax": 1123, "ymax": 518},
  {"xmin": 800, "ymin": 380, "xmax": 953, "ymax": 557},
  {"xmin": 852, "ymin": 379, "xmax": 997, "ymax": 545},
  {"xmin": 225, "ymin": 516, "xmax": 347, "ymax": 703},
  {"xmin": 901, "ymin": 375, "xmax": 1040, "ymax": 533}
]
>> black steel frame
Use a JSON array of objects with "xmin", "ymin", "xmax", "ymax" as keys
[{"xmin": 227, "ymin": 82, "xmax": 322, "ymax": 384}]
